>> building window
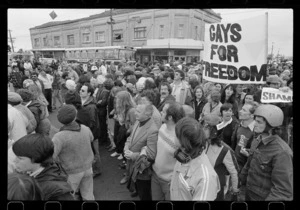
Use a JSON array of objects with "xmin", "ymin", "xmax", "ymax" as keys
[
  {"xmin": 178, "ymin": 24, "xmax": 184, "ymax": 38},
  {"xmin": 34, "ymin": 38, "xmax": 40, "ymax": 47},
  {"xmin": 134, "ymin": 27, "xmax": 146, "ymax": 39},
  {"xmin": 159, "ymin": 25, "xmax": 164, "ymax": 38},
  {"xmin": 67, "ymin": 35, "xmax": 75, "ymax": 45},
  {"xmin": 54, "ymin": 36, "xmax": 60, "ymax": 46},
  {"xmin": 82, "ymin": 33, "xmax": 91, "ymax": 43},
  {"xmin": 113, "ymin": 30, "xmax": 123, "ymax": 41},
  {"xmin": 195, "ymin": 26, "xmax": 198, "ymax": 40},
  {"xmin": 43, "ymin": 37, "xmax": 48, "ymax": 46},
  {"xmin": 95, "ymin": 31, "xmax": 105, "ymax": 42}
]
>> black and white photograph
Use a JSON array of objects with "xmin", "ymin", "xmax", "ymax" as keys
[{"xmin": 7, "ymin": 9, "xmax": 293, "ymax": 201}]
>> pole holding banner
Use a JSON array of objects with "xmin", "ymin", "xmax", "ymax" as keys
[{"xmin": 265, "ymin": 12, "xmax": 268, "ymax": 64}]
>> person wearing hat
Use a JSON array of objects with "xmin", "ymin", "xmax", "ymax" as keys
[
  {"xmin": 239, "ymin": 104, "xmax": 293, "ymax": 201},
  {"xmin": 52, "ymin": 105, "xmax": 95, "ymax": 200},
  {"xmin": 38, "ymin": 68, "xmax": 53, "ymax": 113},
  {"xmin": 12, "ymin": 133, "xmax": 75, "ymax": 200},
  {"xmin": 8, "ymin": 91, "xmax": 37, "ymax": 134}
]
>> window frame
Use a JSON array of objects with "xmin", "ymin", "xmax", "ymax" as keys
[
  {"xmin": 34, "ymin": 38, "xmax": 40, "ymax": 47},
  {"xmin": 134, "ymin": 27, "xmax": 146, "ymax": 39},
  {"xmin": 54, "ymin": 36, "xmax": 61, "ymax": 46},
  {"xmin": 159, "ymin": 25, "xmax": 164, "ymax": 38},
  {"xmin": 178, "ymin": 24, "xmax": 184, "ymax": 38},
  {"xmin": 82, "ymin": 32, "xmax": 91, "ymax": 43},
  {"xmin": 67, "ymin": 34, "xmax": 75, "ymax": 45},
  {"xmin": 95, "ymin": 31, "xmax": 105, "ymax": 42},
  {"xmin": 113, "ymin": 29, "xmax": 123, "ymax": 42}
]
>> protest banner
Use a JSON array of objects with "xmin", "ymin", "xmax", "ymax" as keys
[
  {"xmin": 203, "ymin": 14, "xmax": 268, "ymax": 84},
  {"xmin": 261, "ymin": 87, "xmax": 293, "ymax": 103}
]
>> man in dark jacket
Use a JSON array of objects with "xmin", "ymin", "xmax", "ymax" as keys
[
  {"xmin": 79, "ymin": 83, "xmax": 101, "ymax": 177},
  {"xmin": 157, "ymin": 82, "xmax": 175, "ymax": 112},
  {"xmin": 95, "ymin": 79, "xmax": 110, "ymax": 146},
  {"xmin": 12, "ymin": 133, "xmax": 74, "ymax": 200}
]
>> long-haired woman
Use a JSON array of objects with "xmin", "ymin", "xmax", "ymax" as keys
[
  {"xmin": 111, "ymin": 91, "xmax": 136, "ymax": 161},
  {"xmin": 193, "ymin": 85, "xmax": 207, "ymax": 121},
  {"xmin": 220, "ymin": 84, "xmax": 239, "ymax": 119}
]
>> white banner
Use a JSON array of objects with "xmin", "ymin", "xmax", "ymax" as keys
[
  {"xmin": 261, "ymin": 87, "xmax": 293, "ymax": 103},
  {"xmin": 203, "ymin": 14, "xmax": 268, "ymax": 84}
]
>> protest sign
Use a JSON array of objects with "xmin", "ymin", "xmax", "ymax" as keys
[
  {"xmin": 261, "ymin": 87, "xmax": 293, "ymax": 103},
  {"xmin": 203, "ymin": 14, "xmax": 268, "ymax": 84}
]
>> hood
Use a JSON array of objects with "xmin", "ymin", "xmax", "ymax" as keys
[{"xmin": 59, "ymin": 121, "xmax": 81, "ymax": 132}]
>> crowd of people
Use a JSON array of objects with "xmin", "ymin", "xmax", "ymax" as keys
[{"xmin": 7, "ymin": 57, "xmax": 293, "ymax": 201}]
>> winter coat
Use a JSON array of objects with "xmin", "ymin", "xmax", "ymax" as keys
[
  {"xmin": 77, "ymin": 96, "xmax": 99, "ymax": 140},
  {"xmin": 35, "ymin": 162, "xmax": 75, "ymax": 200},
  {"xmin": 240, "ymin": 134, "xmax": 293, "ymax": 201}
]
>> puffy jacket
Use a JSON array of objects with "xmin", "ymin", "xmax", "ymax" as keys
[
  {"xmin": 35, "ymin": 162, "xmax": 74, "ymax": 200},
  {"xmin": 240, "ymin": 134, "xmax": 293, "ymax": 201}
]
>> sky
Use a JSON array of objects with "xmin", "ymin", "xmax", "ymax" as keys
[{"xmin": 8, "ymin": 9, "xmax": 293, "ymax": 57}]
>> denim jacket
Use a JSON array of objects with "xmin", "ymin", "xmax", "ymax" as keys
[{"xmin": 240, "ymin": 134, "xmax": 293, "ymax": 201}]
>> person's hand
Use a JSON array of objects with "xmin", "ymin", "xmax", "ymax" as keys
[
  {"xmin": 279, "ymin": 86, "xmax": 290, "ymax": 93},
  {"xmin": 240, "ymin": 147, "xmax": 249, "ymax": 157},
  {"xmin": 124, "ymin": 150, "xmax": 134, "ymax": 160}
]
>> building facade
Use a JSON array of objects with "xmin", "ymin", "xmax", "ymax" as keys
[{"xmin": 30, "ymin": 9, "xmax": 221, "ymax": 63}]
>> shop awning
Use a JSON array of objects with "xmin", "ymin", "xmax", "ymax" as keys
[{"xmin": 141, "ymin": 39, "xmax": 204, "ymax": 50}]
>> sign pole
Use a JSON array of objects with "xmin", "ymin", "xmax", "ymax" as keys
[{"xmin": 265, "ymin": 12, "xmax": 268, "ymax": 64}]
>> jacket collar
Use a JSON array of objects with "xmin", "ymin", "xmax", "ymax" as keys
[
  {"xmin": 82, "ymin": 96, "xmax": 95, "ymax": 106},
  {"xmin": 260, "ymin": 134, "xmax": 279, "ymax": 145},
  {"xmin": 60, "ymin": 121, "xmax": 81, "ymax": 132}
]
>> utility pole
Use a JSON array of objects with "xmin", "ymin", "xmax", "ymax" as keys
[
  {"xmin": 8, "ymin": 29, "xmax": 15, "ymax": 52},
  {"xmin": 107, "ymin": 9, "xmax": 115, "ymax": 46},
  {"xmin": 271, "ymin": 42, "xmax": 274, "ymax": 60}
]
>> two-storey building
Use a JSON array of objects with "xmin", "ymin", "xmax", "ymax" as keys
[{"xmin": 30, "ymin": 9, "xmax": 221, "ymax": 63}]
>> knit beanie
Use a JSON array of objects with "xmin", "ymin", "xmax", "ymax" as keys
[
  {"xmin": 64, "ymin": 90, "xmax": 81, "ymax": 109},
  {"xmin": 8, "ymin": 92, "xmax": 23, "ymax": 103},
  {"xmin": 57, "ymin": 104, "xmax": 77, "ymax": 125}
]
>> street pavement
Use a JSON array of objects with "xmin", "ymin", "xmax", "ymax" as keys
[{"xmin": 49, "ymin": 106, "xmax": 139, "ymax": 201}]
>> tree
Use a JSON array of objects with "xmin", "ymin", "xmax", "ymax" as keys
[{"xmin": 8, "ymin": 45, "xmax": 11, "ymax": 52}]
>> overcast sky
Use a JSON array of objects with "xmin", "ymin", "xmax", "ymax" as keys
[{"xmin": 8, "ymin": 9, "xmax": 293, "ymax": 57}]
